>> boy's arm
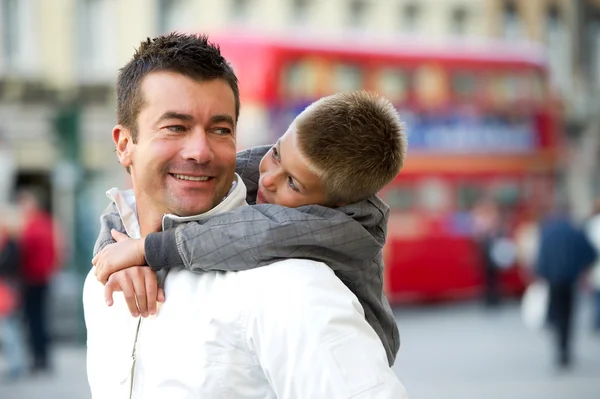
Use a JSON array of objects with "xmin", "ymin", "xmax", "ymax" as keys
[
  {"xmin": 93, "ymin": 202, "xmax": 125, "ymax": 257},
  {"xmin": 144, "ymin": 203, "xmax": 380, "ymax": 272},
  {"xmin": 92, "ymin": 143, "xmax": 271, "ymax": 262}
]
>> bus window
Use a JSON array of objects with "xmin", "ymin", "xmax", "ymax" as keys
[
  {"xmin": 415, "ymin": 64, "xmax": 448, "ymax": 108},
  {"xmin": 332, "ymin": 63, "xmax": 364, "ymax": 92},
  {"xmin": 376, "ymin": 68, "xmax": 409, "ymax": 103},
  {"xmin": 282, "ymin": 59, "xmax": 320, "ymax": 99},
  {"xmin": 452, "ymin": 71, "xmax": 478, "ymax": 101},
  {"xmin": 417, "ymin": 178, "xmax": 451, "ymax": 213},
  {"xmin": 487, "ymin": 73, "xmax": 519, "ymax": 107},
  {"xmin": 383, "ymin": 186, "xmax": 414, "ymax": 211},
  {"xmin": 456, "ymin": 183, "xmax": 481, "ymax": 212},
  {"xmin": 493, "ymin": 181, "xmax": 521, "ymax": 207}
]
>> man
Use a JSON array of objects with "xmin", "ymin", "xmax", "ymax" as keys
[
  {"xmin": 17, "ymin": 188, "xmax": 60, "ymax": 374},
  {"xmin": 83, "ymin": 33, "xmax": 407, "ymax": 398},
  {"xmin": 536, "ymin": 207, "xmax": 596, "ymax": 368}
]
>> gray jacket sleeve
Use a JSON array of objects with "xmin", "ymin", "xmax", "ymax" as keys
[
  {"xmin": 144, "ymin": 204, "xmax": 380, "ymax": 271},
  {"xmin": 93, "ymin": 202, "xmax": 126, "ymax": 257}
]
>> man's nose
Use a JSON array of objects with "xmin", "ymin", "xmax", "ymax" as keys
[{"xmin": 180, "ymin": 130, "xmax": 214, "ymax": 164}]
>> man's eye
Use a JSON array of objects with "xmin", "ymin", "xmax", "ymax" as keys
[
  {"xmin": 213, "ymin": 127, "xmax": 232, "ymax": 136},
  {"xmin": 166, "ymin": 125, "xmax": 186, "ymax": 133},
  {"xmin": 288, "ymin": 176, "xmax": 299, "ymax": 192}
]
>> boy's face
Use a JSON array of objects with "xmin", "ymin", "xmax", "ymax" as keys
[{"xmin": 257, "ymin": 123, "xmax": 329, "ymax": 208}]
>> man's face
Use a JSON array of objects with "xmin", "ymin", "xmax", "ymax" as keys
[
  {"xmin": 256, "ymin": 122, "xmax": 329, "ymax": 208},
  {"xmin": 115, "ymin": 72, "xmax": 237, "ymax": 217}
]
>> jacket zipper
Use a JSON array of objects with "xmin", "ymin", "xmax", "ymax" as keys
[{"xmin": 128, "ymin": 318, "xmax": 142, "ymax": 399}]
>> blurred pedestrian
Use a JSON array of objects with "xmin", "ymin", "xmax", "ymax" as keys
[
  {"xmin": 471, "ymin": 198, "xmax": 504, "ymax": 307},
  {"xmin": 17, "ymin": 188, "xmax": 61, "ymax": 374},
  {"xmin": 584, "ymin": 198, "xmax": 600, "ymax": 333},
  {"xmin": 514, "ymin": 208, "xmax": 540, "ymax": 273},
  {"xmin": 536, "ymin": 209, "xmax": 596, "ymax": 368},
  {"xmin": 0, "ymin": 215, "xmax": 26, "ymax": 380}
]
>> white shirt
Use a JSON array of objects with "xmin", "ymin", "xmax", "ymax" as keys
[{"xmin": 83, "ymin": 176, "xmax": 408, "ymax": 399}]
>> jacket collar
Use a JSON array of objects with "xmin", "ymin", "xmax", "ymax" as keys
[{"xmin": 105, "ymin": 174, "xmax": 247, "ymax": 237}]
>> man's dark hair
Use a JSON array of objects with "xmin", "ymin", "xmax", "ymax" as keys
[{"xmin": 117, "ymin": 33, "xmax": 240, "ymax": 142}]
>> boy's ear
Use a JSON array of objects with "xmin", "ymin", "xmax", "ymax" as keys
[{"xmin": 113, "ymin": 125, "xmax": 134, "ymax": 168}]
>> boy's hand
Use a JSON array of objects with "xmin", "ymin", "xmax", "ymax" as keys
[
  {"xmin": 93, "ymin": 229, "xmax": 146, "ymax": 284},
  {"xmin": 104, "ymin": 267, "xmax": 166, "ymax": 318}
]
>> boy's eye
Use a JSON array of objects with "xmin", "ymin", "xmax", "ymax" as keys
[
  {"xmin": 288, "ymin": 176, "xmax": 299, "ymax": 192},
  {"xmin": 272, "ymin": 147, "xmax": 280, "ymax": 161}
]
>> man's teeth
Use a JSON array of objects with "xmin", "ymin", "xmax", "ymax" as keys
[{"xmin": 173, "ymin": 174, "xmax": 210, "ymax": 182}]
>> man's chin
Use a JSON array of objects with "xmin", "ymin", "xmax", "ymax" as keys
[{"xmin": 166, "ymin": 200, "xmax": 214, "ymax": 217}]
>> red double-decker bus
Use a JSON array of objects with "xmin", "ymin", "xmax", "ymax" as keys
[{"xmin": 215, "ymin": 31, "xmax": 562, "ymax": 303}]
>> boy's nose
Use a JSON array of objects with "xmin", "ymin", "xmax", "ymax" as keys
[{"xmin": 261, "ymin": 169, "xmax": 280, "ymax": 192}]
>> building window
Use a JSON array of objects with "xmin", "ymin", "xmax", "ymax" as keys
[
  {"xmin": 348, "ymin": 0, "xmax": 368, "ymax": 28},
  {"xmin": 291, "ymin": 0, "xmax": 310, "ymax": 24},
  {"xmin": 451, "ymin": 7, "xmax": 468, "ymax": 36},
  {"xmin": 502, "ymin": 1, "xmax": 521, "ymax": 40},
  {"xmin": 546, "ymin": 4, "xmax": 571, "ymax": 96},
  {"xmin": 77, "ymin": 0, "xmax": 117, "ymax": 81},
  {"xmin": 231, "ymin": 0, "xmax": 251, "ymax": 21},
  {"xmin": 587, "ymin": 8, "xmax": 600, "ymax": 92},
  {"xmin": 157, "ymin": 0, "xmax": 190, "ymax": 34},
  {"xmin": 401, "ymin": 3, "xmax": 420, "ymax": 33},
  {"xmin": 1, "ymin": 0, "xmax": 36, "ymax": 75},
  {"xmin": 376, "ymin": 68, "xmax": 409, "ymax": 103},
  {"xmin": 2, "ymin": 0, "xmax": 18, "ymax": 68}
]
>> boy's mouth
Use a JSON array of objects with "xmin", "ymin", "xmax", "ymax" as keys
[{"xmin": 256, "ymin": 188, "xmax": 269, "ymax": 204}]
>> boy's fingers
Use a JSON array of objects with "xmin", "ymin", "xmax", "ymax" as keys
[
  {"xmin": 111, "ymin": 229, "xmax": 130, "ymax": 242},
  {"xmin": 157, "ymin": 287, "xmax": 165, "ymax": 303},
  {"xmin": 96, "ymin": 267, "xmax": 109, "ymax": 285},
  {"xmin": 145, "ymin": 275, "xmax": 158, "ymax": 316}
]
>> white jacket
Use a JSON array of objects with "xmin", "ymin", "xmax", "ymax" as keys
[{"xmin": 83, "ymin": 176, "xmax": 408, "ymax": 399}]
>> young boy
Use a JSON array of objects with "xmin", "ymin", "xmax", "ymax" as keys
[{"xmin": 93, "ymin": 90, "xmax": 407, "ymax": 366}]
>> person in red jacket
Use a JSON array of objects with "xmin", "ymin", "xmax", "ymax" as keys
[{"xmin": 17, "ymin": 187, "xmax": 61, "ymax": 373}]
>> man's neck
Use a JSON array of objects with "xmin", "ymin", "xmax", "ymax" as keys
[
  {"xmin": 134, "ymin": 194, "xmax": 165, "ymax": 237},
  {"xmin": 139, "ymin": 215, "xmax": 163, "ymax": 237}
]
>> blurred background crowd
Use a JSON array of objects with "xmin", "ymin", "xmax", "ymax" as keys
[{"xmin": 0, "ymin": 0, "xmax": 600, "ymax": 398}]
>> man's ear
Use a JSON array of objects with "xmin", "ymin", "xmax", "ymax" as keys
[{"xmin": 113, "ymin": 125, "xmax": 134, "ymax": 168}]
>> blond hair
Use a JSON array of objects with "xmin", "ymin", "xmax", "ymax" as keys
[{"xmin": 295, "ymin": 91, "xmax": 407, "ymax": 205}]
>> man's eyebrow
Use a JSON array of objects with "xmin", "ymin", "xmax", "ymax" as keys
[
  {"xmin": 157, "ymin": 111, "xmax": 194, "ymax": 123},
  {"xmin": 277, "ymin": 140, "xmax": 307, "ymax": 191},
  {"xmin": 210, "ymin": 114, "xmax": 235, "ymax": 126}
]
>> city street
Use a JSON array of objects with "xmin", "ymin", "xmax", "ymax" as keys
[{"xmin": 1, "ymin": 299, "xmax": 599, "ymax": 399}]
